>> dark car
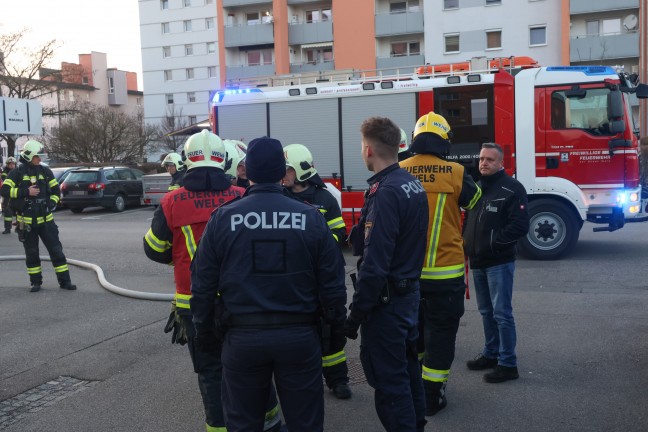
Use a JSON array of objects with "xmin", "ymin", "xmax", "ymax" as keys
[
  {"xmin": 61, "ymin": 167, "xmax": 144, "ymax": 213},
  {"xmin": 49, "ymin": 166, "xmax": 82, "ymax": 211}
]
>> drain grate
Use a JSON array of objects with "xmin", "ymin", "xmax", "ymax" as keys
[
  {"xmin": 346, "ymin": 357, "xmax": 367, "ymax": 385},
  {"xmin": 0, "ymin": 376, "xmax": 98, "ymax": 430}
]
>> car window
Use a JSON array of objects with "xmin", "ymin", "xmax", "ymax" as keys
[
  {"xmin": 104, "ymin": 169, "xmax": 117, "ymax": 181},
  {"xmin": 59, "ymin": 171, "xmax": 72, "ymax": 183},
  {"xmin": 117, "ymin": 169, "xmax": 135, "ymax": 180},
  {"xmin": 130, "ymin": 169, "xmax": 144, "ymax": 179},
  {"xmin": 66, "ymin": 172, "xmax": 99, "ymax": 183}
]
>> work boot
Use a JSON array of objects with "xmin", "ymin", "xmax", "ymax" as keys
[
  {"xmin": 30, "ymin": 283, "xmax": 41, "ymax": 293},
  {"xmin": 484, "ymin": 365, "xmax": 519, "ymax": 383},
  {"xmin": 2, "ymin": 228, "xmax": 10, "ymax": 234},
  {"xmin": 467, "ymin": 354, "xmax": 498, "ymax": 371},
  {"xmin": 60, "ymin": 282, "xmax": 77, "ymax": 291},
  {"xmin": 332, "ymin": 383, "xmax": 352, "ymax": 399},
  {"xmin": 425, "ymin": 381, "xmax": 447, "ymax": 417}
]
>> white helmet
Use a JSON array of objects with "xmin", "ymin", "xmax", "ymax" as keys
[
  {"xmin": 161, "ymin": 152, "xmax": 184, "ymax": 170},
  {"xmin": 21, "ymin": 140, "xmax": 44, "ymax": 162},
  {"xmin": 222, "ymin": 140, "xmax": 241, "ymax": 178},
  {"xmin": 398, "ymin": 128, "xmax": 409, "ymax": 154},
  {"xmin": 229, "ymin": 140, "xmax": 247, "ymax": 166},
  {"xmin": 284, "ymin": 143, "xmax": 316, "ymax": 182},
  {"xmin": 5, "ymin": 156, "xmax": 17, "ymax": 165},
  {"xmin": 183, "ymin": 130, "xmax": 226, "ymax": 170}
]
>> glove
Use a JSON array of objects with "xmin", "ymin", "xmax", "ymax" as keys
[
  {"xmin": 163, "ymin": 301, "xmax": 188, "ymax": 345},
  {"xmin": 195, "ymin": 330, "xmax": 222, "ymax": 354},
  {"xmin": 343, "ymin": 315, "xmax": 361, "ymax": 340}
]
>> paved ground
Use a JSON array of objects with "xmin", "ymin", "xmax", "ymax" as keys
[{"xmin": 1, "ymin": 206, "xmax": 648, "ymax": 431}]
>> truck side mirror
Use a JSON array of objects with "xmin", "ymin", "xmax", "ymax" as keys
[
  {"xmin": 565, "ymin": 87, "xmax": 586, "ymax": 99},
  {"xmin": 635, "ymin": 83, "xmax": 648, "ymax": 99},
  {"xmin": 608, "ymin": 120, "xmax": 625, "ymax": 134},
  {"xmin": 607, "ymin": 90, "xmax": 624, "ymax": 119}
]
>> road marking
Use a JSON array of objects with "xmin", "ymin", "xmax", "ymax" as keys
[{"xmin": 81, "ymin": 208, "xmax": 150, "ymax": 220}]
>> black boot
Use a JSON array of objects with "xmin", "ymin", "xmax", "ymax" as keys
[
  {"xmin": 425, "ymin": 382, "xmax": 447, "ymax": 417},
  {"xmin": 332, "ymin": 383, "xmax": 352, "ymax": 399},
  {"xmin": 30, "ymin": 283, "xmax": 41, "ymax": 292},
  {"xmin": 60, "ymin": 281, "xmax": 77, "ymax": 290}
]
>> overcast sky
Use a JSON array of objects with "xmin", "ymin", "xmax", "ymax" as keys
[{"xmin": 1, "ymin": 0, "xmax": 143, "ymax": 88}]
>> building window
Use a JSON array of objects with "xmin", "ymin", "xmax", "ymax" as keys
[
  {"xmin": 205, "ymin": 0, "xmax": 214, "ymax": 3},
  {"xmin": 184, "ymin": 20, "xmax": 192, "ymax": 32},
  {"xmin": 82, "ymin": 76, "xmax": 89, "ymax": 85},
  {"xmin": 306, "ymin": 9, "xmax": 332, "ymax": 22},
  {"xmin": 390, "ymin": 41, "xmax": 420, "ymax": 57},
  {"xmin": 164, "ymin": 70, "xmax": 172, "ymax": 81},
  {"xmin": 485, "ymin": 0, "xmax": 501, "ymax": 5},
  {"xmin": 206, "ymin": 18, "xmax": 215, "ymax": 29},
  {"xmin": 586, "ymin": 20, "xmax": 600, "ymax": 36},
  {"xmin": 188, "ymin": 92, "xmax": 196, "ymax": 103},
  {"xmin": 68, "ymin": 90, "xmax": 74, "ymax": 102},
  {"xmin": 486, "ymin": 30, "xmax": 502, "ymax": 50},
  {"xmin": 183, "ymin": 0, "xmax": 191, "ymax": 7},
  {"xmin": 189, "ymin": 115, "xmax": 197, "ymax": 124},
  {"xmin": 185, "ymin": 44, "xmax": 193, "ymax": 56},
  {"xmin": 602, "ymin": 18, "xmax": 621, "ymax": 35},
  {"xmin": 162, "ymin": 22, "xmax": 170, "ymax": 34},
  {"xmin": 529, "ymin": 26, "xmax": 546, "ymax": 46},
  {"xmin": 443, "ymin": 0, "xmax": 458, "ymax": 9},
  {"xmin": 186, "ymin": 68, "xmax": 194, "ymax": 79},
  {"xmin": 207, "ymin": 42, "xmax": 216, "ymax": 54},
  {"xmin": 163, "ymin": 46, "xmax": 171, "ymax": 58},
  {"xmin": 108, "ymin": 77, "xmax": 115, "ymax": 94},
  {"xmin": 247, "ymin": 12, "xmax": 260, "ymax": 25},
  {"xmin": 390, "ymin": 2, "xmax": 419, "ymax": 13},
  {"xmin": 444, "ymin": 34, "xmax": 460, "ymax": 53},
  {"xmin": 166, "ymin": 94, "xmax": 174, "ymax": 105},
  {"xmin": 161, "ymin": 0, "xmax": 169, "ymax": 10},
  {"xmin": 306, "ymin": 47, "xmax": 333, "ymax": 64},
  {"xmin": 247, "ymin": 49, "xmax": 273, "ymax": 66},
  {"xmin": 208, "ymin": 66, "xmax": 217, "ymax": 77}
]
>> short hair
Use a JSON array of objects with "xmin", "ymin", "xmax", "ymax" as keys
[
  {"xmin": 481, "ymin": 142, "xmax": 504, "ymax": 160},
  {"xmin": 360, "ymin": 117, "xmax": 400, "ymax": 158}
]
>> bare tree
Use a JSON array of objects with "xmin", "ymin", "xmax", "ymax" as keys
[
  {"xmin": 157, "ymin": 105, "xmax": 189, "ymax": 154},
  {"xmin": 47, "ymin": 101, "xmax": 157, "ymax": 163},
  {"xmin": 0, "ymin": 28, "xmax": 61, "ymax": 157}
]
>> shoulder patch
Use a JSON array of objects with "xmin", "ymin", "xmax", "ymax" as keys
[{"xmin": 366, "ymin": 181, "xmax": 380, "ymax": 198}]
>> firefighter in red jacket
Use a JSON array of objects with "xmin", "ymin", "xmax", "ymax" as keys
[{"xmin": 143, "ymin": 130, "xmax": 282, "ymax": 432}]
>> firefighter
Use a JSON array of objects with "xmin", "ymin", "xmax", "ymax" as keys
[
  {"xmin": 0, "ymin": 140, "xmax": 76, "ymax": 292},
  {"xmin": 399, "ymin": 112, "xmax": 482, "ymax": 416},
  {"xmin": 161, "ymin": 152, "xmax": 186, "ymax": 191},
  {"xmin": 1, "ymin": 156, "xmax": 18, "ymax": 234},
  {"xmin": 282, "ymin": 143, "xmax": 351, "ymax": 400},
  {"xmin": 398, "ymin": 128, "xmax": 413, "ymax": 162},
  {"xmin": 231, "ymin": 140, "xmax": 249, "ymax": 188},
  {"xmin": 144, "ymin": 131, "xmax": 283, "ymax": 432},
  {"xmin": 190, "ymin": 137, "xmax": 347, "ymax": 431},
  {"xmin": 223, "ymin": 140, "xmax": 242, "ymax": 185},
  {"xmin": 345, "ymin": 117, "xmax": 428, "ymax": 432}
]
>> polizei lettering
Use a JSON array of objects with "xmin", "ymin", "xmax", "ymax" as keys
[
  {"xmin": 230, "ymin": 212, "xmax": 307, "ymax": 231},
  {"xmin": 400, "ymin": 180, "xmax": 425, "ymax": 198}
]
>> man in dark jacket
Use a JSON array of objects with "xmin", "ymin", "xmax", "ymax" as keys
[{"xmin": 463, "ymin": 142, "xmax": 530, "ymax": 383}]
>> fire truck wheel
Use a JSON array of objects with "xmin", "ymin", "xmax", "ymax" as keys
[{"xmin": 519, "ymin": 199, "xmax": 580, "ymax": 260}]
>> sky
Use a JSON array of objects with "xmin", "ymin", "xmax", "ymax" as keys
[{"xmin": 0, "ymin": 0, "xmax": 143, "ymax": 89}]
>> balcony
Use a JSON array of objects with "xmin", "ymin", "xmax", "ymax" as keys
[
  {"xmin": 223, "ymin": 0, "xmax": 271, "ymax": 6},
  {"xmin": 570, "ymin": 0, "xmax": 638, "ymax": 14},
  {"xmin": 375, "ymin": 11, "xmax": 423, "ymax": 37},
  {"xmin": 376, "ymin": 54, "xmax": 425, "ymax": 74},
  {"xmin": 224, "ymin": 23, "xmax": 274, "ymax": 48},
  {"xmin": 289, "ymin": 61, "xmax": 334, "ymax": 74},
  {"xmin": 288, "ymin": 21, "xmax": 333, "ymax": 45},
  {"xmin": 570, "ymin": 32, "xmax": 639, "ymax": 62},
  {"xmin": 287, "ymin": 0, "xmax": 322, "ymax": 4},
  {"xmin": 226, "ymin": 64, "xmax": 275, "ymax": 80}
]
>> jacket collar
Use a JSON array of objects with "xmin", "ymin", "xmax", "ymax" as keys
[{"xmin": 367, "ymin": 162, "xmax": 400, "ymax": 185}]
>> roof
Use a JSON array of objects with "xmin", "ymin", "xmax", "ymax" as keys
[{"xmin": 167, "ymin": 119, "xmax": 211, "ymax": 137}]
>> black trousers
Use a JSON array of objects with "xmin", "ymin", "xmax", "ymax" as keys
[
  {"xmin": 3, "ymin": 205, "xmax": 14, "ymax": 230},
  {"xmin": 23, "ymin": 221, "xmax": 71, "ymax": 286}
]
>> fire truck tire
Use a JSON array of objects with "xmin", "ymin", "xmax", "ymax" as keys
[{"xmin": 519, "ymin": 199, "xmax": 580, "ymax": 260}]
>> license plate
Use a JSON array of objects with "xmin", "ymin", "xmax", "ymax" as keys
[{"xmin": 69, "ymin": 191, "xmax": 87, "ymax": 196}]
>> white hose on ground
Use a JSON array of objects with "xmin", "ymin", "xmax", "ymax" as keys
[{"xmin": 0, "ymin": 255, "xmax": 173, "ymax": 301}]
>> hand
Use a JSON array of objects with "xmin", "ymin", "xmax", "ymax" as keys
[
  {"xmin": 28, "ymin": 185, "xmax": 40, "ymax": 196},
  {"xmin": 195, "ymin": 331, "xmax": 222, "ymax": 353},
  {"xmin": 163, "ymin": 305, "xmax": 188, "ymax": 345},
  {"xmin": 343, "ymin": 316, "xmax": 361, "ymax": 340}
]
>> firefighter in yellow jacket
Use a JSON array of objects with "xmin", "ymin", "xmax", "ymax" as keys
[{"xmin": 399, "ymin": 112, "xmax": 481, "ymax": 416}]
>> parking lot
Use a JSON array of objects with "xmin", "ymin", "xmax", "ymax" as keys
[{"xmin": 1, "ymin": 206, "xmax": 648, "ymax": 431}]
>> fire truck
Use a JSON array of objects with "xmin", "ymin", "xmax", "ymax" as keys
[{"xmin": 208, "ymin": 58, "xmax": 648, "ymax": 260}]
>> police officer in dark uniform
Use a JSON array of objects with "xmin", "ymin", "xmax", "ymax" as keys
[
  {"xmin": 190, "ymin": 137, "xmax": 347, "ymax": 432},
  {"xmin": 0, "ymin": 140, "xmax": 76, "ymax": 292},
  {"xmin": 344, "ymin": 117, "xmax": 429, "ymax": 432}
]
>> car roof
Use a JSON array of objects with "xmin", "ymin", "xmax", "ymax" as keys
[{"xmin": 71, "ymin": 166, "xmax": 130, "ymax": 172}]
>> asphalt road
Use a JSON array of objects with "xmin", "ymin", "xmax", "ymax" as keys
[{"xmin": 1, "ymin": 205, "xmax": 647, "ymax": 432}]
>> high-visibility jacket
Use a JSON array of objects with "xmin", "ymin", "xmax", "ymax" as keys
[
  {"xmin": 144, "ymin": 168, "xmax": 244, "ymax": 310},
  {"xmin": 400, "ymin": 154, "xmax": 481, "ymax": 282},
  {"xmin": 0, "ymin": 162, "xmax": 59, "ymax": 223}
]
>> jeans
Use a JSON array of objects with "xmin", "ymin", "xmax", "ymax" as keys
[{"xmin": 472, "ymin": 262, "xmax": 517, "ymax": 367}]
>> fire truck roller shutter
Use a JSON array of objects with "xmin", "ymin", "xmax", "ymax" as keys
[
  {"xmin": 340, "ymin": 93, "xmax": 416, "ymax": 190},
  {"xmin": 217, "ymin": 104, "xmax": 268, "ymax": 143},
  {"xmin": 269, "ymin": 99, "xmax": 340, "ymax": 181}
]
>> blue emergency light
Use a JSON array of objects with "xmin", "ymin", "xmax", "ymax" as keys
[{"xmin": 546, "ymin": 66, "xmax": 616, "ymax": 76}]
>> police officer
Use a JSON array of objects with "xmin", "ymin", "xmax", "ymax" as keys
[
  {"xmin": 344, "ymin": 117, "xmax": 428, "ymax": 432},
  {"xmin": 144, "ymin": 131, "xmax": 283, "ymax": 432},
  {"xmin": 282, "ymin": 143, "xmax": 352, "ymax": 400},
  {"xmin": 161, "ymin": 152, "xmax": 186, "ymax": 191},
  {"xmin": 0, "ymin": 140, "xmax": 76, "ymax": 292},
  {"xmin": 1, "ymin": 156, "xmax": 18, "ymax": 234},
  {"xmin": 190, "ymin": 137, "xmax": 347, "ymax": 432},
  {"xmin": 400, "ymin": 112, "xmax": 482, "ymax": 416}
]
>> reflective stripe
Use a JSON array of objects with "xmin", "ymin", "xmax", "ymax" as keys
[
  {"xmin": 48, "ymin": 179, "xmax": 59, "ymax": 188},
  {"xmin": 168, "ymin": 185, "xmax": 180, "ymax": 191},
  {"xmin": 27, "ymin": 266, "xmax": 42, "ymax": 275},
  {"xmin": 54, "ymin": 264, "xmax": 69, "ymax": 273},
  {"xmin": 264, "ymin": 403, "xmax": 281, "ymax": 430},
  {"xmin": 466, "ymin": 186, "xmax": 482, "ymax": 210},
  {"xmin": 426, "ymin": 194, "xmax": 446, "ymax": 269},
  {"xmin": 9, "ymin": 188, "xmax": 18, "ymax": 198},
  {"xmin": 145, "ymin": 229, "xmax": 171, "ymax": 253},
  {"xmin": 23, "ymin": 217, "xmax": 33, "ymax": 224},
  {"xmin": 420, "ymin": 263, "xmax": 465, "ymax": 280},
  {"xmin": 327, "ymin": 216, "xmax": 346, "ymax": 230},
  {"xmin": 16, "ymin": 215, "xmax": 23, "ymax": 222},
  {"xmin": 3, "ymin": 179, "xmax": 15, "ymax": 187},
  {"xmin": 322, "ymin": 350, "xmax": 346, "ymax": 367},
  {"xmin": 206, "ymin": 424, "xmax": 227, "ymax": 432},
  {"xmin": 36, "ymin": 217, "xmax": 44, "ymax": 224},
  {"xmin": 175, "ymin": 293, "xmax": 192, "ymax": 310},
  {"xmin": 22, "ymin": 175, "xmax": 30, "ymax": 181},
  {"xmin": 51, "ymin": 195, "xmax": 60, "ymax": 204},
  {"xmin": 319, "ymin": 209, "xmax": 328, "ymax": 214},
  {"xmin": 418, "ymin": 352, "xmax": 425, "ymax": 362},
  {"xmin": 4, "ymin": 217, "xmax": 12, "ymax": 221},
  {"xmin": 181, "ymin": 225, "xmax": 197, "ymax": 260},
  {"xmin": 422, "ymin": 366, "xmax": 450, "ymax": 383},
  {"xmin": 45, "ymin": 213, "xmax": 54, "ymax": 222},
  {"xmin": 332, "ymin": 233, "xmax": 339, "ymax": 243}
]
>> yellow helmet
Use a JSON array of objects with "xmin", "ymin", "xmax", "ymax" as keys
[
  {"xmin": 161, "ymin": 152, "xmax": 184, "ymax": 170},
  {"xmin": 20, "ymin": 140, "xmax": 44, "ymax": 162},
  {"xmin": 183, "ymin": 130, "xmax": 226, "ymax": 171},
  {"xmin": 283, "ymin": 144, "xmax": 316, "ymax": 182},
  {"xmin": 413, "ymin": 112, "xmax": 452, "ymax": 141},
  {"xmin": 223, "ymin": 140, "xmax": 241, "ymax": 178},
  {"xmin": 398, "ymin": 128, "xmax": 409, "ymax": 154}
]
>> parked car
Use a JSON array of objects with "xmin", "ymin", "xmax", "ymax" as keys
[
  {"xmin": 49, "ymin": 166, "xmax": 82, "ymax": 211},
  {"xmin": 60, "ymin": 167, "xmax": 144, "ymax": 213}
]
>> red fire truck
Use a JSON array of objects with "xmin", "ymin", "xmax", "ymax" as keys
[{"xmin": 208, "ymin": 59, "xmax": 648, "ymax": 260}]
